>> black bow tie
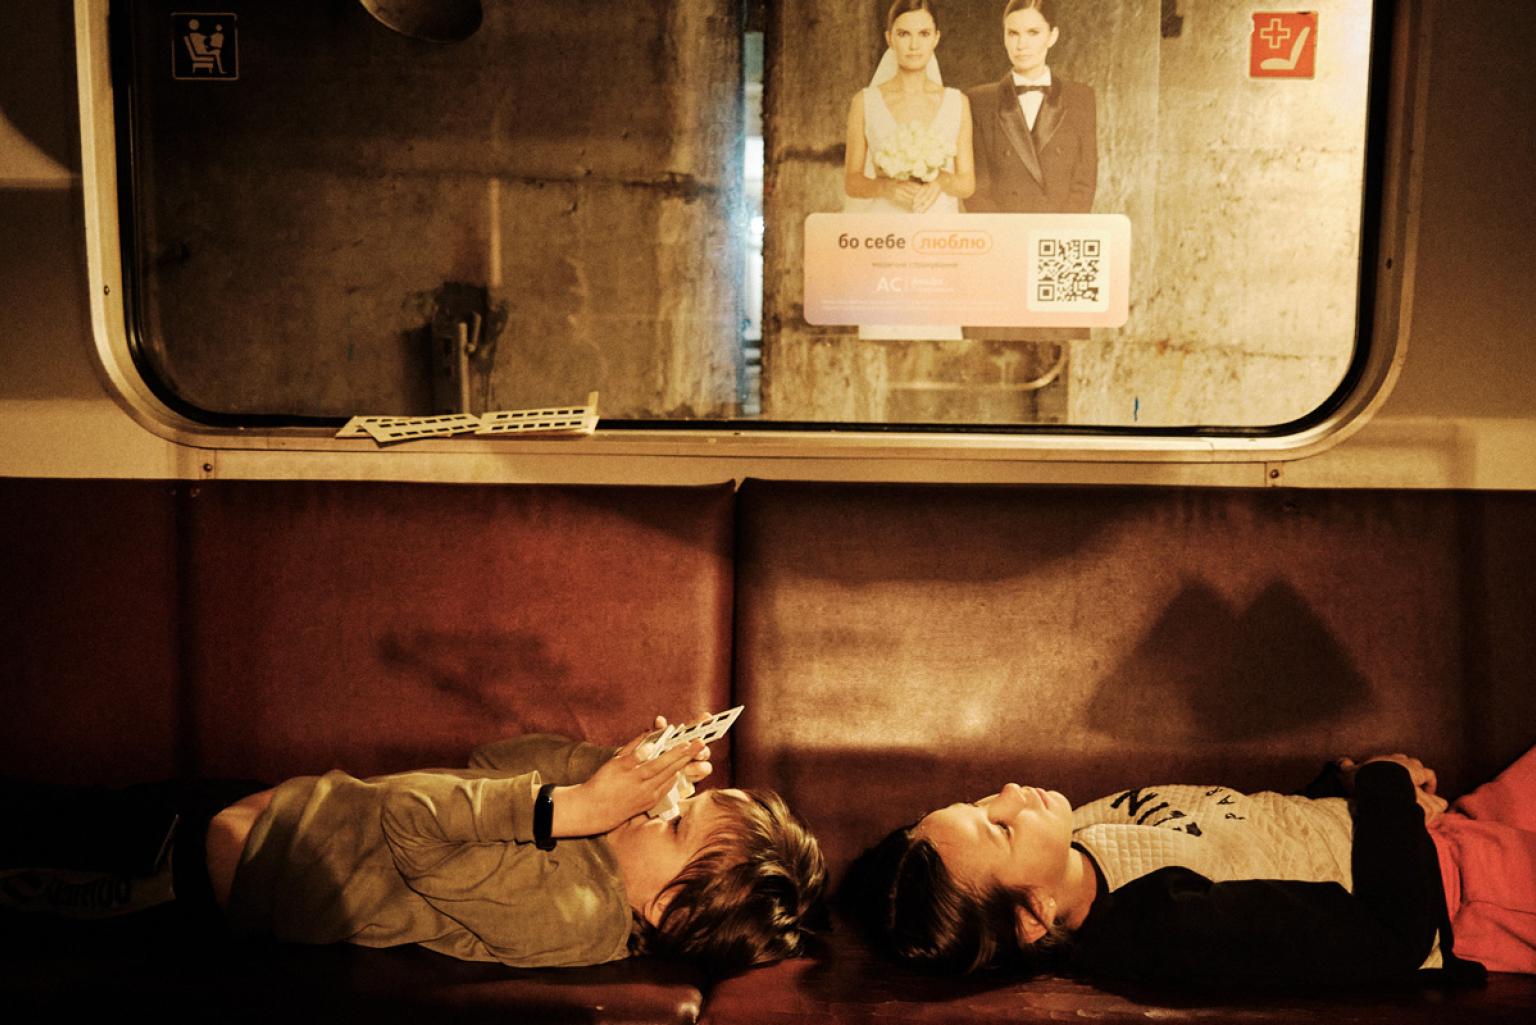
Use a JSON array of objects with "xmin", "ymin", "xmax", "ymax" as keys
[{"xmin": 1015, "ymin": 83, "xmax": 1048, "ymax": 95}]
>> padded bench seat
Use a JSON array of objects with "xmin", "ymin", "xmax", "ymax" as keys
[
  {"xmin": 1, "ymin": 912, "xmax": 707, "ymax": 1024},
  {"xmin": 702, "ymin": 929, "xmax": 1536, "ymax": 1025}
]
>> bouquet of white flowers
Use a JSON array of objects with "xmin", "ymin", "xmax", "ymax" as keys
[{"xmin": 871, "ymin": 122, "xmax": 955, "ymax": 183}]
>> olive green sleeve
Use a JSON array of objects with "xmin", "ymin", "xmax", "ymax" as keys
[
  {"xmin": 382, "ymin": 770, "xmax": 543, "ymax": 845},
  {"xmin": 466, "ymin": 733, "xmax": 617, "ymax": 784},
  {"xmin": 379, "ymin": 771, "xmax": 631, "ymax": 966}
]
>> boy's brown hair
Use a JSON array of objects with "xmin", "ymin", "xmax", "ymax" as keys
[{"xmin": 635, "ymin": 789, "xmax": 827, "ymax": 976}]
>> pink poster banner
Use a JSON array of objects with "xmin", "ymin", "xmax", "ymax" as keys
[{"xmin": 803, "ymin": 212, "xmax": 1131, "ymax": 330}]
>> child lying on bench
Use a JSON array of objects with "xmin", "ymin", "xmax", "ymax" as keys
[
  {"xmin": 845, "ymin": 745, "xmax": 1536, "ymax": 989},
  {"xmin": 2, "ymin": 720, "xmax": 827, "ymax": 976}
]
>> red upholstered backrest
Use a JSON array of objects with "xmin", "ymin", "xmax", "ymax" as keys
[
  {"xmin": 181, "ymin": 481, "xmax": 736, "ymax": 780},
  {"xmin": 8, "ymin": 473, "xmax": 1536, "ymax": 858},
  {"xmin": 0, "ymin": 478, "xmax": 736, "ymax": 785},
  {"xmin": 731, "ymin": 480, "xmax": 1536, "ymax": 877},
  {"xmin": 0, "ymin": 479, "xmax": 181, "ymax": 783}
]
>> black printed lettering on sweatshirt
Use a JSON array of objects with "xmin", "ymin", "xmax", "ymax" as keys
[
  {"xmin": 1112, "ymin": 788, "xmax": 1160, "ymax": 818},
  {"xmin": 1110, "ymin": 788, "xmax": 1208, "ymax": 836}
]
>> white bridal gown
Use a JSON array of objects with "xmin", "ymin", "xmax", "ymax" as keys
[{"xmin": 846, "ymin": 85, "xmax": 964, "ymax": 341}]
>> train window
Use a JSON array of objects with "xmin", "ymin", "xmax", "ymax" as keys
[{"xmin": 109, "ymin": 0, "xmax": 1381, "ymax": 434}]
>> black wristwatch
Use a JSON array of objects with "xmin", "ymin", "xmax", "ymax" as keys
[{"xmin": 534, "ymin": 783, "xmax": 557, "ymax": 851}]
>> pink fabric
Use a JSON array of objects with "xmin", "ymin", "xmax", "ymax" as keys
[{"xmin": 1430, "ymin": 746, "xmax": 1536, "ymax": 973}]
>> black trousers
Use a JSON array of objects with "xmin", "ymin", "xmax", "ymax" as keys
[{"xmin": 0, "ymin": 778, "xmax": 269, "ymax": 927}]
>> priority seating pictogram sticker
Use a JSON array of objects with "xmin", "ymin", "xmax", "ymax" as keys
[
  {"xmin": 1250, "ymin": 12, "xmax": 1318, "ymax": 79},
  {"xmin": 172, "ymin": 12, "xmax": 238, "ymax": 81}
]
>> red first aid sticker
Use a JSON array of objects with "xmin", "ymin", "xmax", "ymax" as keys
[{"xmin": 1250, "ymin": 12, "xmax": 1318, "ymax": 79}]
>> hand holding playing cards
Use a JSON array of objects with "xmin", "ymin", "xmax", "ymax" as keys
[
  {"xmin": 644, "ymin": 715, "xmax": 715, "ymax": 786},
  {"xmin": 550, "ymin": 718, "xmax": 708, "ymax": 837}
]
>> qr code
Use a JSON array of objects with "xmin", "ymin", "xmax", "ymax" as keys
[{"xmin": 1033, "ymin": 237, "xmax": 1104, "ymax": 308}]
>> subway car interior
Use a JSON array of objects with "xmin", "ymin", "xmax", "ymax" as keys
[{"xmin": 2, "ymin": 0, "xmax": 1535, "ymax": 1020}]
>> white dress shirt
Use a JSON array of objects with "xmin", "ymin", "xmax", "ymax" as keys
[{"xmin": 1012, "ymin": 68, "xmax": 1053, "ymax": 131}]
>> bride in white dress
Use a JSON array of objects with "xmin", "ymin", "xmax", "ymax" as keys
[{"xmin": 844, "ymin": 0, "xmax": 975, "ymax": 341}]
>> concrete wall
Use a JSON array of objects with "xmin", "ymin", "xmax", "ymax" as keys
[
  {"xmin": 1069, "ymin": 0, "xmax": 1371, "ymax": 427},
  {"xmin": 126, "ymin": 0, "xmax": 742, "ymax": 420}
]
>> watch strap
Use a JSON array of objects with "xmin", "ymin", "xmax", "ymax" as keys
[{"xmin": 534, "ymin": 782, "xmax": 557, "ymax": 851}]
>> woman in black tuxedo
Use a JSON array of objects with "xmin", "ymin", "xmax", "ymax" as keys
[{"xmin": 966, "ymin": 0, "xmax": 1096, "ymax": 214}]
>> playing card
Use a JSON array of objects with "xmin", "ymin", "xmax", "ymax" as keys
[{"xmin": 638, "ymin": 705, "xmax": 744, "ymax": 761}]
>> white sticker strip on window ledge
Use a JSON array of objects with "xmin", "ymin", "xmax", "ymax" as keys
[
  {"xmin": 336, "ymin": 416, "xmax": 416, "ymax": 439},
  {"xmin": 336, "ymin": 413, "xmax": 482, "ymax": 443},
  {"xmin": 475, "ymin": 392, "xmax": 599, "ymax": 437}
]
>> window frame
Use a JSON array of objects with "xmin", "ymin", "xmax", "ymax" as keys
[{"xmin": 73, "ymin": 0, "xmax": 1425, "ymax": 481}]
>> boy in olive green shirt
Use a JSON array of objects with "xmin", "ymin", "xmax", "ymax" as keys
[{"xmin": 8, "ymin": 726, "xmax": 827, "ymax": 977}]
